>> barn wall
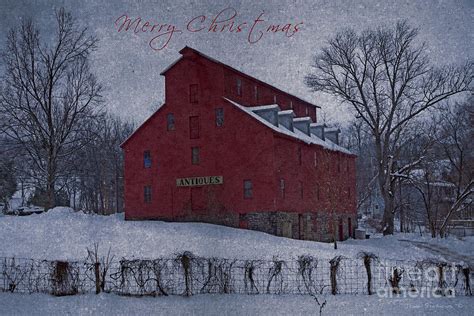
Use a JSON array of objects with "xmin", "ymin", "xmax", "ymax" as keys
[
  {"xmin": 222, "ymin": 67, "xmax": 317, "ymax": 121},
  {"xmin": 122, "ymin": 47, "xmax": 357, "ymax": 241},
  {"xmin": 124, "ymin": 50, "xmax": 277, "ymax": 221}
]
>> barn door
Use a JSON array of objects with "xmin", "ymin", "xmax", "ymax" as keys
[
  {"xmin": 282, "ymin": 221, "xmax": 292, "ymax": 238},
  {"xmin": 348, "ymin": 217, "xmax": 352, "ymax": 238},
  {"xmin": 338, "ymin": 218, "xmax": 344, "ymax": 241},
  {"xmin": 191, "ymin": 187, "xmax": 206, "ymax": 211}
]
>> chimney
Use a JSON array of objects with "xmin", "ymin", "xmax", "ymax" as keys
[
  {"xmin": 325, "ymin": 128, "xmax": 341, "ymax": 145},
  {"xmin": 277, "ymin": 110, "xmax": 295, "ymax": 131},
  {"xmin": 310, "ymin": 123, "xmax": 326, "ymax": 140},
  {"xmin": 293, "ymin": 117, "xmax": 312, "ymax": 136},
  {"xmin": 250, "ymin": 104, "xmax": 280, "ymax": 126}
]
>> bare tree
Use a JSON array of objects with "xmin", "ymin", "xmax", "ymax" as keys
[
  {"xmin": 343, "ymin": 120, "xmax": 378, "ymax": 216},
  {"xmin": 306, "ymin": 21, "xmax": 472, "ymax": 235},
  {"xmin": 436, "ymin": 99, "xmax": 473, "ymax": 236},
  {"xmin": 0, "ymin": 8, "xmax": 103, "ymax": 210},
  {"xmin": 407, "ymin": 159, "xmax": 448, "ymax": 237},
  {"xmin": 0, "ymin": 158, "xmax": 16, "ymax": 212},
  {"xmin": 398, "ymin": 99, "xmax": 473, "ymax": 237},
  {"xmin": 71, "ymin": 115, "xmax": 133, "ymax": 214}
]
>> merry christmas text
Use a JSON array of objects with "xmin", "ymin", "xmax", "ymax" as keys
[{"xmin": 114, "ymin": 7, "xmax": 304, "ymax": 51}]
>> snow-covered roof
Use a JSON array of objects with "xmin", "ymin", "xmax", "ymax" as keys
[
  {"xmin": 293, "ymin": 117, "xmax": 311, "ymax": 122},
  {"xmin": 278, "ymin": 110, "xmax": 295, "ymax": 116},
  {"xmin": 247, "ymin": 104, "xmax": 279, "ymax": 111},
  {"xmin": 224, "ymin": 98, "xmax": 353, "ymax": 155}
]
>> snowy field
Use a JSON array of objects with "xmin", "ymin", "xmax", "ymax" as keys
[
  {"xmin": 0, "ymin": 292, "xmax": 472, "ymax": 316},
  {"xmin": 0, "ymin": 207, "xmax": 473, "ymax": 263},
  {"xmin": 1, "ymin": 208, "xmax": 473, "ymax": 316}
]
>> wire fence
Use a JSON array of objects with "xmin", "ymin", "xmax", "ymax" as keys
[{"xmin": 0, "ymin": 253, "xmax": 472, "ymax": 297}]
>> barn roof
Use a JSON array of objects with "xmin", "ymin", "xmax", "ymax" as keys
[
  {"xmin": 161, "ymin": 46, "xmax": 321, "ymax": 109},
  {"xmin": 223, "ymin": 98, "xmax": 353, "ymax": 155},
  {"xmin": 121, "ymin": 47, "xmax": 351, "ymax": 152}
]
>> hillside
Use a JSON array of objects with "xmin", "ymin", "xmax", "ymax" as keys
[{"xmin": 1, "ymin": 207, "xmax": 472, "ymax": 263}]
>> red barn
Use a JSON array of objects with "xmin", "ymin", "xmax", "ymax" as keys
[{"xmin": 121, "ymin": 47, "xmax": 357, "ymax": 241}]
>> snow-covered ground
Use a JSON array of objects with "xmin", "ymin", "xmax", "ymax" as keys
[
  {"xmin": 0, "ymin": 292, "xmax": 472, "ymax": 316},
  {"xmin": 0, "ymin": 207, "xmax": 473, "ymax": 264},
  {"xmin": 1, "ymin": 207, "xmax": 473, "ymax": 315}
]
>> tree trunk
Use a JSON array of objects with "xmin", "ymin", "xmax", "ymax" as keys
[
  {"xmin": 376, "ymin": 142, "xmax": 395, "ymax": 236},
  {"xmin": 46, "ymin": 175, "xmax": 55, "ymax": 210},
  {"xmin": 21, "ymin": 180, "xmax": 25, "ymax": 206},
  {"xmin": 46, "ymin": 157, "xmax": 56, "ymax": 211},
  {"xmin": 381, "ymin": 194, "xmax": 395, "ymax": 235},
  {"xmin": 430, "ymin": 222, "xmax": 436, "ymax": 238},
  {"xmin": 399, "ymin": 180, "xmax": 405, "ymax": 233}
]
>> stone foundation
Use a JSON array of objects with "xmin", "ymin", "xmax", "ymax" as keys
[
  {"xmin": 126, "ymin": 210, "xmax": 356, "ymax": 242},
  {"xmin": 241, "ymin": 211, "xmax": 356, "ymax": 242}
]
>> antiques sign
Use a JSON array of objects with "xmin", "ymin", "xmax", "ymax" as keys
[{"xmin": 176, "ymin": 176, "xmax": 223, "ymax": 187}]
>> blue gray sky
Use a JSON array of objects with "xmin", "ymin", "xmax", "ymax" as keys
[{"xmin": 0, "ymin": 0, "xmax": 472, "ymax": 124}]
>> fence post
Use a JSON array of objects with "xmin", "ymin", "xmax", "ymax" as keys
[
  {"xmin": 436, "ymin": 263, "xmax": 447, "ymax": 295},
  {"xmin": 94, "ymin": 262, "xmax": 101, "ymax": 294},
  {"xmin": 389, "ymin": 267, "xmax": 403, "ymax": 294},
  {"xmin": 179, "ymin": 252, "xmax": 193, "ymax": 296},
  {"xmin": 329, "ymin": 256, "xmax": 343, "ymax": 295},
  {"xmin": 51, "ymin": 261, "xmax": 78, "ymax": 296},
  {"xmin": 462, "ymin": 266, "xmax": 471, "ymax": 296},
  {"xmin": 358, "ymin": 252, "xmax": 378, "ymax": 295}
]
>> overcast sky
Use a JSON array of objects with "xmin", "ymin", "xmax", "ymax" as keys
[{"xmin": 0, "ymin": 0, "xmax": 472, "ymax": 124}]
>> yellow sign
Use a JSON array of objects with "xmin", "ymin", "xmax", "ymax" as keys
[{"xmin": 176, "ymin": 176, "xmax": 223, "ymax": 187}]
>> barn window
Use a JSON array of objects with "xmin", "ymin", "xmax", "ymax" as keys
[
  {"xmin": 215, "ymin": 108, "xmax": 224, "ymax": 127},
  {"xmin": 191, "ymin": 147, "xmax": 200, "ymax": 165},
  {"xmin": 243, "ymin": 180, "xmax": 253, "ymax": 199},
  {"xmin": 144, "ymin": 186, "xmax": 152, "ymax": 203},
  {"xmin": 236, "ymin": 78, "xmax": 242, "ymax": 96},
  {"xmin": 290, "ymin": 101, "xmax": 293, "ymax": 109},
  {"xmin": 254, "ymin": 85, "xmax": 258, "ymax": 101},
  {"xmin": 167, "ymin": 113, "xmax": 175, "ymax": 131},
  {"xmin": 143, "ymin": 151, "xmax": 151, "ymax": 168},
  {"xmin": 189, "ymin": 116, "xmax": 200, "ymax": 139},
  {"xmin": 280, "ymin": 179, "xmax": 285, "ymax": 198},
  {"xmin": 190, "ymin": 84, "xmax": 198, "ymax": 103},
  {"xmin": 313, "ymin": 152, "xmax": 317, "ymax": 167},
  {"xmin": 273, "ymin": 95, "xmax": 277, "ymax": 104}
]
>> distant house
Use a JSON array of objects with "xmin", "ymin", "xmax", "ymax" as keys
[{"xmin": 120, "ymin": 47, "xmax": 357, "ymax": 241}]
